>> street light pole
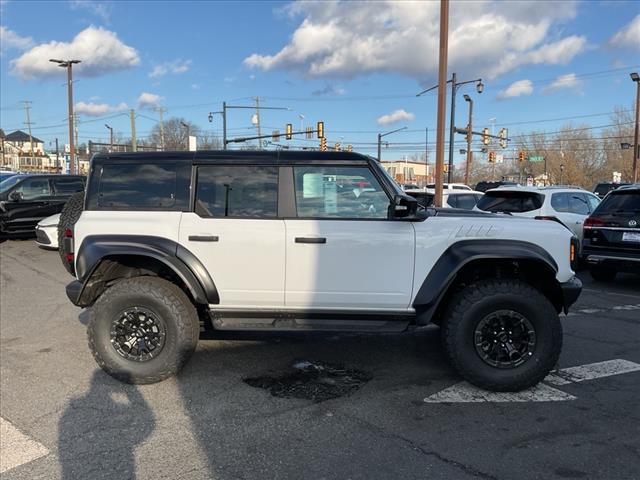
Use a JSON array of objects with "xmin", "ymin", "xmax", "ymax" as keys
[
  {"xmin": 463, "ymin": 94, "xmax": 473, "ymax": 185},
  {"xmin": 631, "ymin": 72, "xmax": 639, "ymax": 183},
  {"xmin": 181, "ymin": 121, "xmax": 190, "ymax": 150},
  {"xmin": 105, "ymin": 124, "xmax": 113, "ymax": 152},
  {"xmin": 49, "ymin": 58, "xmax": 80, "ymax": 174},
  {"xmin": 377, "ymin": 126, "xmax": 408, "ymax": 162}
]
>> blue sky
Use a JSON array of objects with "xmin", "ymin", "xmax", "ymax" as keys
[{"xmin": 1, "ymin": 0, "xmax": 639, "ymax": 165}]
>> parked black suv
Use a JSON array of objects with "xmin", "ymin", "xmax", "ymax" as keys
[
  {"xmin": 0, "ymin": 174, "xmax": 85, "ymax": 236},
  {"xmin": 582, "ymin": 184, "xmax": 639, "ymax": 280},
  {"xmin": 593, "ymin": 182, "xmax": 630, "ymax": 199}
]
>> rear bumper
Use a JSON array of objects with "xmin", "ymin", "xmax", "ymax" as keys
[
  {"xmin": 582, "ymin": 246, "xmax": 640, "ymax": 273},
  {"xmin": 560, "ymin": 276, "xmax": 582, "ymax": 313}
]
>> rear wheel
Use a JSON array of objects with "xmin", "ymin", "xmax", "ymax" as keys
[
  {"xmin": 441, "ymin": 279, "xmax": 562, "ymax": 392},
  {"xmin": 589, "ymin": 265, "xmax": 616, "ymax": 282},
  {"xmin": 87, "ymin": 277, "xmax": 199, "ymax": 384},
  {"xmin": 58, "ymin": 191, "xmax": 85, "ymax": 275}
]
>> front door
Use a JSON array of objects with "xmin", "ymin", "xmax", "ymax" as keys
[
  {"xmin": 178, "ymin": 164, "xmax": 285, "ymax": 307},
  {"xmin": 284, "ymin": 165, "xmax": 415, "ymax": 310}
]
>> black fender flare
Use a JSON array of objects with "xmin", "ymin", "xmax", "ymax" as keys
[
  {"xmin": 74, "ymin": 235, "xmax": 219, "ymax": 306},
  {"xmin": 412, "ymin": 239, "xmax": 559, "ymax": 323}
]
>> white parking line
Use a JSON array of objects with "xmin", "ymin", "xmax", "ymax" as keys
[
  {"xmin": 423, "ymin": 382, "xmax": 576, "ymax": 403},
  {"xmin": 424, "ymin": 359, "xmax": 640, "ymax": 403},
  {"xmin": 582, "ymin": 288, "xmax": 640, "ymax": 300},
  {"xmin": 544, "ymin": 359, "xmax": 640, "ymax": 386},
  {"xmin": 0, "ymin": 417, "xmax": 49, "ymax": 474}
]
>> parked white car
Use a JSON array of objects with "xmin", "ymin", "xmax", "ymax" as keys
[
  {"xmin": 406, "ymin": 189, "xmax": 484, "ymax": 210},
  {"xmin": 35, "ymin": 213, "xmax": 60, "ymax": 249},
  {"xmin": 475, "ymin": 186, "xmax": 600, "ymax": 242},
  {"xmin": 425, "ymin": 182, "xmax": 473, "ymax": 191}
]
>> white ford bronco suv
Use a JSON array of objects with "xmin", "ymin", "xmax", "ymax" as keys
[{"xmin": 62, "ymin": 151, "xmax": 582, "ymax": 391}]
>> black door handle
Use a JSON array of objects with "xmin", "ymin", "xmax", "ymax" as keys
[
  {"xmin": 295, "ymin": 237, "xmax": 326, "ymax": 244},
  {"xmin": 188, "ymin": 235, "xmax": 219, "ymax": 242}
]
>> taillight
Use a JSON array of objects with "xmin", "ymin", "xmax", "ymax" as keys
[
  {"xmin": 66, "ymin": 253, "xmax": 74, "ymax": 262},
  {"xmin": 64, "ymin": 228, "xmax": 73, "ymax": 238},
  {"xmin": 583, "ymin": 217, "xmax": 604, "ymax": 228}
]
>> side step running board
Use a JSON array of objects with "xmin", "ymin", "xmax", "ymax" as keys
[{"xmin": 208, "ymin": 310, "xmax": 413, "ymax": 333}]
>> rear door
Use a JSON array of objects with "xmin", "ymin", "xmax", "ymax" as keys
[
  {"xmin": 283, "ymin": 164, "xmax": 415, "ymax": 310},
  {"xmin": 178, "ymin": 164, "xmax": 285, "ymax": 307}
]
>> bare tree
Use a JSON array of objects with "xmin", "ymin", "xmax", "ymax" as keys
[{"xmin": 149, "ymin": 117, "xmax": 200, "ymax": 151}]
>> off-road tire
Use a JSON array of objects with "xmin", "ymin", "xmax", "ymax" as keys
[
  {"xmin": 58, "ymin": 191, "xmax": 85, "ymax": 275},
  {"xmin": 589, "ymin": 266, "xmax": 617, "ymax": 282},
  {"xmin": 87, "ymin": 276, "xmax": 199, "ymax": 384},
  {"xmin": 441, "ymin": 279, "xmax": 562, "ymax": 392}
]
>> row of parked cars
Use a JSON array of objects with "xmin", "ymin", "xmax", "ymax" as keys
[{"xmin": 403, "ymin": 181, "xmax": 639, "ymax": 281}]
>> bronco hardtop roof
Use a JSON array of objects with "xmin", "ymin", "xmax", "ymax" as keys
[{"xmin": 90, "ymin": 150, "xmax": 374, "ymax": 164}]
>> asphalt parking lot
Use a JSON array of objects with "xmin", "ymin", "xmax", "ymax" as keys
[{"xmin": 1, "ymin": 239, "xmax": 639, "ymax": 480}]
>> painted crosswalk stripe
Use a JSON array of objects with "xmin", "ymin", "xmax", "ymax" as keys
[
  {"xmin": 0, "ymin": 417, "xmax": 49, "ymax": 474},
  {"xmin": 544, "ymin": 359, "xmax": 640, "ymax": 386}
]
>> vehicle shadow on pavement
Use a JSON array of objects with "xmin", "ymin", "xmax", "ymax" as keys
[{"xmin": 58, "ymin": 371, "xmax": 154, "ymax": 480}]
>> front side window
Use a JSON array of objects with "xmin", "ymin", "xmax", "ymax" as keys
[
  {"xmin": 14, "ymin": 178, "xmax": 51, "ymax": 200},
  {"xmin": 293, "ymin": 166, "xmax": 390, "ymax": 219},
  {"xmin": 586, "ymin": 194, "xmax": 600, "ymax": 212},
  {"xmin": 454, "ymin": 194, "xmax": 478, "ymax": 210},
  {"xmin": 195, "ymin": 165, "xmax": 278, "ymax": 218},
  {"xmin": 53, "ymin": 177, "xmax": 85, "ymax": 195}
]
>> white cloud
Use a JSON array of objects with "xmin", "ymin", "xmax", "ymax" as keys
[
  {"xmin": 608, "ymin": 15, "xmax": 640, "ymax": 51},
  {"xmin": 0, "ymin": 26, "xmax": 34, "ymax": 53},
  {"xmin": 377, "ymin": 109, "xmax": 414, "ymax": 126},
  {"xmin": 244, "ymin": 1, "xmax": 584, "ymax": 81},
  {"xmin": 10, "ymin": 26, "xmax": 139, "ymax": 80},
  {"xmin": 542, "ymin": 73, "xmax": 581, "ymax": 94},
  {"xmin": 137, "ymin": 92, "xmax": 163, "ymax": 108},
  {"xmin": 497, "ymin": 79, "xmax": 533, "ymax": 99},
  {"xmin": 149, "ymin": 59, "xmax": 191, "ymax": 78},
  {"xmin": 74, "ymin": 101, "xmax": 127, "ymax": 116},
  {"xmin": 69, "ymin": 0, "xmax": 111, "ymax": 23},
  {"xmin": 311, "ymin": 84, "xmax": 346, "ymax": 96}
]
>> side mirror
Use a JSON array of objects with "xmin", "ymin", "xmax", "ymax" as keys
[
  {"xmin": 390, "ymin": 194, "xmax": 418, "ymax": 219},
  {"xmin": 8, "ymin": 191, "xmax": 23, "ymax": 202}
]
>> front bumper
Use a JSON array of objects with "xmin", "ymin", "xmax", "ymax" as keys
[{"xmin": 560, "ymin": 276, "xmax": 582, "ymax": 313}]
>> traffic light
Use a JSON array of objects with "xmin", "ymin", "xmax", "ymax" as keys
[
  {"xmin": 320, "ymin": 137, "xmax": 327, "ymax": 151},
  {"xmin": 519, "ymin": 151, "xmax": 526, "ymax": 163},
  {"xmin": 317, "ymin": 121, "xmax": 324, "ymax": 139},
  {"xmin": 334, "ymin": 142, "xmax": 341, "ymax": 152},
  {"xmin": 285, "ymin": 123, "xmax": 293, "ymax": 140},
  {"xmin": 482, "ymin": 127, "xmax": 490, "ymax": 145},
  {"xmin": 347, "ymin": 144, "xmax": 353, "ymax": 152},
  {"xmin": 272, "ymin": 130, "xmax": 280, "ymax": 142},
  {"xmin": 499, "ymin": 128, "xmax": 508, "ymax": 149},
  {"xmin": 488, "ymin": 151, "xmax": 496, "ymax": 163},
  {"xmin": 443, "ymin": 164, "xmax": 449, "ymax": 173}
]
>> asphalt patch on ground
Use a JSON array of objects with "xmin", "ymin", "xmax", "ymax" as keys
[{"xmin": 244, "ymin": 360, "xmax": 372, "ymax": 402}]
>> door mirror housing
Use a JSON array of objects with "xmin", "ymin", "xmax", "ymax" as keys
[
  {"xmin": 390, "ymin": 194, "xmax": 419, "ymax": 219},
  {"xmin": 8, "ymin": 191, "xmax": 23, "ymax": 202}
]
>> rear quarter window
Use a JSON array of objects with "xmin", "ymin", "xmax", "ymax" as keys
[
  {"xmin": 476, "ymin": 191, "xmax": 544, "ymax": 213},
  {"xmin": 92, "ymin": 162, "xmax": 190, "ymax": 210}
]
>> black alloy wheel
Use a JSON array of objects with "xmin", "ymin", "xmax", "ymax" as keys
[
  {"xmin": 110, "ymin": 307, "xmax": 166, "ymax": 362},
  {"xmin": 473, "ymin": 310, "xmax": 536, "ymax": 369}
]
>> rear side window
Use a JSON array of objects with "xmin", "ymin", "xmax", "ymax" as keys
[
  {"xmin": 195, "ymin": 165, "xmax": 278, "ymax": 218},
  {"xmin": 568, "ymin": 193, "xmax": 590, "ymax": 215},
  {"xmin": 551, "ymin": 193, "xmax": 569, "ymax": 212},
  {"xmin": 476, "ymin": 191, "xmax": 544, "ymax": 213},
  {"xmin": 97, "ymin": 163, "xmax": 188, "ymax": 210},
  {"xmin": 453, "ymin": 194, "xmax": 478, "ymax": 210},
  {"xmin": 594, "ymin": 191, "xmax": 640, "ymax": 214},
  {"xmin": 53, "ymin": 177, "xmax": 84, "ymax": 195}
]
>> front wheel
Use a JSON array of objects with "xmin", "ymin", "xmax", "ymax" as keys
[
  {"xmin": 441, "ymin": 279, "xmax": 562, "ymax": 392},
  {"xmin": 87, "ymin": 276, "xmax": 199, "ymax": 384}
]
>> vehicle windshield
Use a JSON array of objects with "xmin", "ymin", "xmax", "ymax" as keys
[
  {"xmin": 0, "ymin": 175, "xmax": 26, "ymax": 193},
  {"xmin": 595, "ymin": 191, "xmax": 640, "ymax": 214},
  {"xmin": 476, "ymin": 190, "xmax": 544, "ymax": 213}
]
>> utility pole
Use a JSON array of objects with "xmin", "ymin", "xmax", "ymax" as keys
[
  {"xmin": 55, "ymin": 138, "xmax": 59, "ymax": 172},
  {"xmin": 22, "ymin": 101, "xmax": 35, "ymax": 164},
  {"xmin": 377, "ymin": 127, "xmax": 407, "ymax": 162},
  {"xmin": 49, "ymin": 59, "xmax": 80, "ymax": 175},
  {"xmin": 154, "ymin": 106, "xmax": 167, "ymax": 151},
  {"xmin": 255, "ymin": 97, "xmax": 262, "ymax": 150},
  {"xmin": 631, "ymin": 72, "xmax": 639, "ymax": 183},
  {"xmin": 223, "ymin": 102, "xmax": 227, "ymax": 149},
  {"xmin": 74, "ymin": 115, "xmax": 79, "ymax": 171},
  {"xmin": 425, "ymin": 126, "xmax": 429, "ymax": 184},
  {"xmin": 434, "ymin": 0, "xmax": 449, "ymax": 206},
  {"xmin": 130, "ymin": 109, "xmax": 137, "ymax": 152},
  {"xmin": 180, "ymin": 121, "xmax": 190, "ymax": 150}
]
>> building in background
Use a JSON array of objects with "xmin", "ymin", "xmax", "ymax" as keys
[
  {"xmin": 1, "ymin": 130, "xmax": 54, "ymax": 172},
  {"xmin": 381, "ymin": 159, "xmax": 433, "ymax": 186}
]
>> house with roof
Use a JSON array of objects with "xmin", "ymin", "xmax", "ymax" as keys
[{"xmin": 2, "ymin": 130, "xmax": 55, "ymax": 172}]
